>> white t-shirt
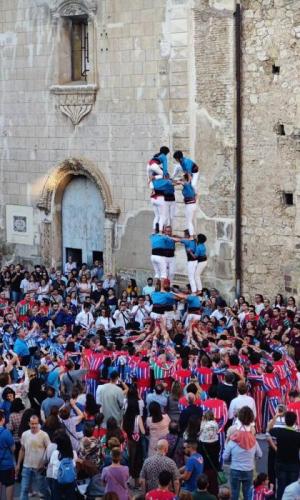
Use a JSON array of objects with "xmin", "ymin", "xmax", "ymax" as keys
[{"xmin": 228, "ymin": 394, "xmax": 257, "ymax": 420}]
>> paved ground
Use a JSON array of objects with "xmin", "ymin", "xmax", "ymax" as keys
[{"xmin": 10, "ymin": 438, "xmax": 269, "ymax": 499}]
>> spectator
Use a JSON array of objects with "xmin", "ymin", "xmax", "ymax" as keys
[
  {"xmin": 180, "ymin": 441, "xmax": 204, "ymax": 493},
  {"xmin": 146, "ymin": 401, "xmax": 170, "ymax": 456},
  {"xmin": 96, "ymin": 370, "xmax": 127, "ymax": 426},
  {"xmin": 140, "ymin": 439, "xmax": 180, "ymax": 495},
  {"xmin": 101, "ymin": 447, "xmax": 130, "ymax": 500},
  {"xmin": 146, "ymin": 470, "xmax": 176, "ymax": 500},
  {"xmin": 192, "ymin": 473, "xmax": 218, "ymax": 500},
  {"xmin": 0, "ymin": 409, "xmax": 15, "ymax": 500}
]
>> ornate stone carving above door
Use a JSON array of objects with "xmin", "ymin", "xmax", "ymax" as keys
[{"xmin": 50, "ymin": 84, "xmax": 97, "ymax": 125}]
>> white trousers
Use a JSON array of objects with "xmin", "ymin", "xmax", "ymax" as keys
[
  {"xmin": 187, "ymin": 260, "xmax": 198, "ymax": 293},
  {"xmin": 150, "ymin": 310, "xmax": 175, "ymax": 329},
  {"xmin": 185, "ymin": 203, "xmax": 197, "ymax": 235},
  {"xmin": 150, "ymin": 254, "xmax": 167, "ymax": 279},
  {"xmin": 165, "ymin": 257, "xmax": 176, "ymax": 281},
  {"xmin": 195, "ymin": 260, "xmax": 208, "ymax": 291},
  {"xmin": 147, "ymin": 162, "xmax": 163, "ymax": 180},
  {"xmin": 184, "ymin": 313, "xmax": 201, "ymax": 328},
  {"xmin": 165, "ymin": 201, "xmax": 176, "ymax": 227},
  {"xmin": 151, "ymin": 196, "xmax": 166, "ymax": 231},
  {"xmin": 191, "ymin": 171, "xmax": 199, "ymax": 190}
]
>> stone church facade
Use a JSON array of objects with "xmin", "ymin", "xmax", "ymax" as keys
[{"xmin": 0, "ymin": 0, "xmax": 299, "ymax": 300}]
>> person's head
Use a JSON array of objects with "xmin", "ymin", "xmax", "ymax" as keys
[
  {"xmin": 184, "ymin": 441, "xmax": 198, "ymax": 456},
  {"xmin": 65, "ymin": 359, "xmax": 74, "ymax": 371},
  {"xmin": 147, "ymin": 277, "xmax": 153, "ymax": 286},
  {"xmin": 110, "ymin": 370, "xmax": 119, "ymax": 382},
  {"xmin": 156, "ymin": 439, "xmax": 168, "ymax": 455},
  {"xmin": 111, "ymin": 447, "xmax": 121, "ymax": 464},
  {"xmin": 170, "ymin": 380, "xmax": 182, "ymax": 400},
  {"xmin": 253, "ymin": 473, "xmax": 269, "ymax": 488},
  {"xmin": 59, "ymin": 406, "xmax": 70, "ymax": 420},
  {"xmin": 29, "ymin": 415, "xmax": 40, "ymax": 434},
  {"xmin": 187, "ymin": 392, "xmax": 196, "ymax": 405},
  {"xmin": 197, "ymin": 474, "xmax": 209, "ymax": 491},
  {"xmin": 155, "ymin": 383, "xmax": 164, "ymax": 395},
  {"xmin": 186, "ymin": 382, "xmax": 198, "ymax": 395},
  {"xmin": 2, "ymin": 387, "xmax": 15, "ymax": 402},
  {"xmin": 160, "ymin": 146, "xmax": 170, "ymax": 156},
  {"xmin": 224, "ymin": 371, "xmax": 235, "ymax": 385},
  {"xmin": 197, "ymin": 233, "xmax": 207, "ymax": 244},
  {"xmin": 237, "ymin": 381, "xmax": 247, "ymax": 395},
  {"xmin": 56, "ymin": 433, "xmax": 73, "ymax": 459},
  {"xmin": 203, "ymin": 410, "xmax": 214, "ymax": 422},
  {"xmin": 173, "ymin": 150, "xmax": 183, "ymax": 162},
  {"xmin": 285, "ymin": 411, "xmax": 297, "ymax": 427},
  {"xmin": 158, "ymin": 470, "xmax": 172, "ymax": 489},
  {"xmin": 149, "ymin": 401, "xmax": 163, "ymax": 423},
  {"xmin": 83, "ymin": 423, "xmax": 95, "ymax": 438},
  {"xmin": 237, "ymin": 406, "xmax": 255, "ymax": 426},
  {"xmin": 168, "ymin": 420, "xmax": 179, "ymax": 435},
  {"xmin": 46, "ymin": 386, "xmax": 56, "ymax": 398}
]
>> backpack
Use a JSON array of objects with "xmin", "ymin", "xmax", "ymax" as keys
[{"xmin": 57, "ymin": 457, "xmax": 76, "ymax": 485}]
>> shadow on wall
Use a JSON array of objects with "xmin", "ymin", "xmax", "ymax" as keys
[{"xmin": 116, "ymin": 210, "xmax": 153, "ymax": 270}]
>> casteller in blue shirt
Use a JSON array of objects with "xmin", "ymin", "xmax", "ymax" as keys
[{"xmin": 13, "ymin": 337, "xmax": 30, "ymax": 357}]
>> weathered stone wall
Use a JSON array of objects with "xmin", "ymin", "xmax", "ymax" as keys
[
  {"xmin": 241, "ymin": 0, "xmax": 300, "ymax": 300},
  {"xmin": 192, "ymin": 0, "xmax": 236, "ymax": 296}
]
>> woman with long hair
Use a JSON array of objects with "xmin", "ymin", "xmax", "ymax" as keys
[
  {"xmin": 123, "ymin": 398, "xmax": 145, "ymax": 487},
  {"xmin": 183, "ymin": 414, "xmax": 201, "ymax": 442},
  {"xmin": 84, "ymin": 393, "xmax": 99, "ymax": 423},
  {"xmin": 167, "ymin": 381, "xmax": 182, "ymax": 422},
  {"xmin": 146, "ymin": 401, "xmax": 170, "ymax": 456},
  {"xmin": 42, "ymin": 406, "xmax": 63, "ymax": 442},
  {"xmin": 49, "ymin": 432, "xmax": 78, "ymax": 500}
]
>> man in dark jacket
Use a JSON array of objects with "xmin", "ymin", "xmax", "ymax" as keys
[{"xmin": 179, "ymin": 393, "xmax": 203, "ymax": 433}]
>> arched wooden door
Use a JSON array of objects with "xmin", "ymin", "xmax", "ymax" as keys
[{"xmin": 62, "ymin": 176, "xmax": 104, "ymax": 266}]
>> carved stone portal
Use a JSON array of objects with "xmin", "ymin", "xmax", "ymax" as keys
[
  {"xmin": 50, "ymin": 0, "xmax": 97, "ymax": 18},
  {"xmin": 50, "ymin": 84, "xmax": 97, "ymax": 125}
]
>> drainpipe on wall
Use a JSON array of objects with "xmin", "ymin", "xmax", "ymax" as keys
[{"xmin": 235, "ymin": 1, "xmax": 242, "ymax": 298}]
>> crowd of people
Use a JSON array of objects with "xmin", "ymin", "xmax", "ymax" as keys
[{"xmin": 0, "ymin": 148, "xmax": 300, "ymax": 500}]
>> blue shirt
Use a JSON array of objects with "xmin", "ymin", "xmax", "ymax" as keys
[
  {"xmin": 13, "ymin": 338, "xmax": 30, "ymax": 357},
  {"xmin": 181, "ymin": 156, "xmax": 195, "ymax": 174},
  {"xmin": 184, "ymin": 452, "xmax": 204, "ymax": 491},
  {"xmin": 195, "ymin": 243, "xmax": 206, "ymax": 258},
  {"xmin": 150, "ymin": 234, "xmax": 172, "ymax": 250},
  {"xmin": 181, "ymin": 239, "xmax": 196, "ymax": 253},
  {"xmin": 0, "ymin": 426, "xmax": 14, "ymax": 470},
  {"xmin": 41, "ymin": 396, "xmax": 65, "ymax": 418},
  {"xmin": 157, "ymin": 153, "xmax": 168, "ymax": 176},
  {"xmin": 186, "ymin": 295, "xmax": 201, "ymax": 309},
  {"xmin": 152, "ymin": 291, "xmax": 176, "ymax": 307},
  {"xmin": 152, "ymin": 178, "xmax": 172, "ymax": 193},
  {"xmin": 182, "ymin": 182, "xmax": 196, "ymax": 200}
]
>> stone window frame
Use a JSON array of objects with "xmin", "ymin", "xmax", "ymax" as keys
[{"xmin": 49, "ymin": 0, "xmax": 98, "ymax": 125}]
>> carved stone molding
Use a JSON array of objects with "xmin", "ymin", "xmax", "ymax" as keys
[
  {"xmin": 50, "ymin": 0, "xmax": 97, "ymax": 18},
  {"xmin": 37, "ymin": 157, "xmax": 120, "ymax": 218},
  {"xmin": 50, "ymin": 84, "xmax": 97, "ymax": 125}
]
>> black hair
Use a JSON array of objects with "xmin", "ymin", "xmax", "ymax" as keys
[
  {"xmin": 57, "ymin": 433, "xmax": 73, "ymax": 459},
  {"xmin": 253, "ymin": 473, "xmax": 268, "ymax": 488},
  {"xmin": 160, "ymin": 146, "xmax": 170, "ymax": 156},
  {"xmin": 149, "ymin": 401, "xmax": 163, "ymax": 423},
  {"xmin": 285, "ymin": 411, "xmax": 297, "ymax": 427},
  {"xmin": 173, "ymin": 150, "xmax": 183, "ymax": 160},
  {"xmin": 158, "ymin": 470, "xmax": 172, "ymax": 487},
  {"xmin": 197, "ymin": 233, "xmax": 207, "ymax": 244},
  {"xmin": 197, "ymin": 473, "xmax": 209, "ymax": 491}
]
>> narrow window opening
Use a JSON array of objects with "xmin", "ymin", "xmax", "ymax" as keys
[
  {"xmin": 70, "ymin": 15, "xmax": 89, "ymax": 82},
  {"xmin": 272, "ymin": 64, "xmax": 280, "ymax": 74},
  {"xmin": 283, "ymin": 192, "xmax": 294, "ymax": 206},
  {"xmin": 276, "ymin": 123, "xmax": 285, "ymax": 136}
]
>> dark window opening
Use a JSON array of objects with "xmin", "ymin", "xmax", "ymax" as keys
[
  {"xmin": 93, "ymin": 251, "xmax": 103, "ymax": 263},
  {"xmin": 70, "ymin": 16, "xmax": 89, "ymax": 81},
  {"xmin": 272, "ymin": 64, "xmax": 280, "ymax": 74},
  {"xmin": 283, "ymin": 192, "xmax": 294, "ymax": 206},
  {"xmin": 277, "ymin": 123, "xmax": 285, "ymax": 136},
  {"xmin": 66, "ymin": 247, "xmax": 82, "ymax": 266}
]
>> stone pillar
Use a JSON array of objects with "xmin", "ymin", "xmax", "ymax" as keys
[{"xmin": 104, "ymin": 217, "xmax": 115, "ymax": 274}]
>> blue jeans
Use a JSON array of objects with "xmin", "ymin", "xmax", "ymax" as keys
[
  {"xmin": 10, "ymin": 290, "xmax": 21, "ymax": 304},
  {"xmin": 275, "ymin": 462, "xmax": 299, "ymax": 500},
  {"xmin": 230, "ymin": 469, "xmax": 253, "ymax": 500},
  {"xmin": 20, "ymin": 467, "xmax": 50, "ymax": 500}
]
